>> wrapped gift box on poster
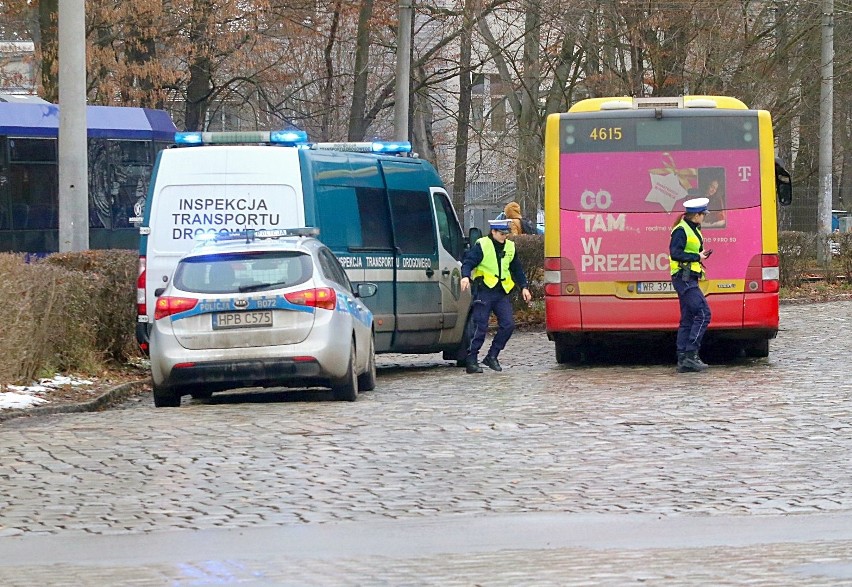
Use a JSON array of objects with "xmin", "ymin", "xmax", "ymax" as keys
[{"xmin": 644, "ymin": 153, "xmax": 697, "ymax": 213}]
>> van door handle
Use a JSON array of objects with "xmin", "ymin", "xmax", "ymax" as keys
[
  {"xmin": 425, "ymin": 267, "xmax": 435, "ymax": 278},
  {"xmin": 441, "ymin": 268, "xmax": 451, "ymax": 276}
]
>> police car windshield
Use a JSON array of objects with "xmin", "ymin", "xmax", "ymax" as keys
[{"xmin": 174, "ymin": 252, "xmax": 313, "ymax": 294}]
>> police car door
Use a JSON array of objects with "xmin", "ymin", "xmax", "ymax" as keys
[{"xmin": 382, "ymin": 160, "xmax": 443, "ymax": 350}]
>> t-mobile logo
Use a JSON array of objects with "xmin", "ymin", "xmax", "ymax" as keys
[{"xmin": 738, "ymin": 166, "xmax": 752, "ymax": 181}]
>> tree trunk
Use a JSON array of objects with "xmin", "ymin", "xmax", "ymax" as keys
[
  {"xmin": 321, "ymin": 2, "xmax": 342, "ymax": 141},
  {"xmin": 38, "ymin": 0, "xmax": 59, "ymax": 103},
  {"xmin": 184, "ymin": 1, "xmax": 213, "ymax": 131},
  {"xmin": 348, "ymin": 0, "xmax": 374, "ymax": 141},
  {"xmin": 452, "ymin": 0, "xmax": 474, "ymax": 221},
  {"xmin": 516, "ymin": 0, "xmax": 542, "ymax": 221}
]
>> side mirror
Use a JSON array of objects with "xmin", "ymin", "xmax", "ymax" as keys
[
  {"xmin": 775, "ymin": 159, "xmax": 793, "ymax": 206},
  {"xmin": 356, "ymin": 282, "xmax": 378, "ymax": 298},
  {"xmin": 154, "ymin": 287, "xmax": 166, "ymax": 297},
  {"xmin": 777, "ymin": 181, "xmax": 792, "ymax": 206},
  {"xmin": 468, "ymin": 227, "xmax": 482, "ymax": 244}
]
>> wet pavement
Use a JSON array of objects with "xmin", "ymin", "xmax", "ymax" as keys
[{"xmin": 1, "ymin": 301, "xmax": 851, "ymax": 585}]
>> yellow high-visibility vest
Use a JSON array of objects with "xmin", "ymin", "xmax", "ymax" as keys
[
  {"xmin": 670, "ymin": 219, "xmax": 705, "ymax": 278},
  {"xmin": 472, "ymin": 237, "xmax": 516, "ymax": 293}
]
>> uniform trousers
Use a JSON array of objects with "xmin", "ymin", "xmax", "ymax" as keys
[
  {"xmin": 467, "ymin": 285, "xmax": 515, "ymax": 360},
  {"xmin": 672, "ymin": 276, "xmax": 711, "ymax": 353}
]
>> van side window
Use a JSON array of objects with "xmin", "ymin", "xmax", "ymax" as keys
[
  {"xmin": 388, "ymin": 189, "xmax": 435, "ymax": 255},
  {"xmin": 316, "ymin": 185, "xmax": 362, "ymax": 250},
  {"xmin": 433, "ymin": 191, "xmax": 464, "ymax": 261},
  {"xmin": 356, "ymin": 187, "xmax": 393, "ymax": 249}
]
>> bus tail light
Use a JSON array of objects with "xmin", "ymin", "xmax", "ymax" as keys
[
  {"xmin": 544, "ymin": 257, "xmax": 579, "ymax": 296},
  {"xmin": 137, "ymin": 256, "xmax": 147, "ymax": 316},
  {"xmin": 745, "ymin": 254, "xmax": 779, "ymax": 293}
]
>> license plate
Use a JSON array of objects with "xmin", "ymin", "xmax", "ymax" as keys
[
  {"xmin": 637, "ymin": 281, "xmax": 675, "ymax": 294},
  {"xmin": 212, "ymin": 310, "xmax": 273, "ymax": 329}
]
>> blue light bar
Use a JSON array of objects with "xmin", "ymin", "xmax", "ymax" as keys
[
  {"xmin": 310, "ymin": 141, "xmax": 412, "ymax": 154},
  {"xmin": 371, "ymin": 141, "xmax": 412, "ymax": 154},
  {"xmin": 175, "ymin": 132, "xmax": 203, "ymax": 145},
  {"xmin": 174, "ymin": 130, "xmax": 309, "ymax": 147},
  {"xmin": 270, "ymin": 130, "xmax": 309, "ymax": 145}
]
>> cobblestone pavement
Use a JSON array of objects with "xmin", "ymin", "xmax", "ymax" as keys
[{"xmin": 1, "ymin": 302, "xmax": 851, "ymax": 585}]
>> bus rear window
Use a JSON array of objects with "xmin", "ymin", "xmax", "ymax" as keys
[{"xmin": 637, "ymin": 120, "xmax": 682, "ymax": 147}]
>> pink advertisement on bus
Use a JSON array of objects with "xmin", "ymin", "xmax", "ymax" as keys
[{"xmin": 560, "ymin": 150, "xmax": 762, "ymax": 282}]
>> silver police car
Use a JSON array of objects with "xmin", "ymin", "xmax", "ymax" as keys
[{"xmin": 149, "ymin": 229, "xmax": 376, "ymax": 407}]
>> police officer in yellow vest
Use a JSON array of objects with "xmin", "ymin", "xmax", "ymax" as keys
[
  {"xmin": 670, "ymin": 197, "xmax": 712, "ymax": 373},
  {"xmin": 460, "ymin": 219, "xmax": 532, "ymax": 373}
]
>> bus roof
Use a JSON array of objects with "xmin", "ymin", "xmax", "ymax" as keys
[
  {"xmin": 568, "ymin": 95, "xmax": 748, "ymax": 113},
  {"xmin": 0, "ymin": 102, "xmax": 177, "ymax": 140}
]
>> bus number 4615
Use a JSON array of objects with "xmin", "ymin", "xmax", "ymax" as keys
[{"xmin": 589, "ymin": 127, "xmax": 622, "ymax": 141}]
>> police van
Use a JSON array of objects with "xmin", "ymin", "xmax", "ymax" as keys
[{"xmin": 136, "ymin": 131, "xmax": 472, "ymax": 360}]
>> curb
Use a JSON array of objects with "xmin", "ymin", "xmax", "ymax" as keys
[{"xmin": 0, "ymin": 380, "xmax": 147, "ymax": 424}]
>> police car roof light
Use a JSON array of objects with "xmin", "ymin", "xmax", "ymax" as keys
[
  {"xmin": 174, "ymin": 130, "xmax": 309, "ymax": 147},
  {"xmin": 254, "ymin": 227, "xmax": 320, "ymax": 239},
  {"xmin": 205, "ymin": 227, "xmax": 321, "ymax": 244},
  {"xmin": 310, "ymin": 141, "xmax": 412, "ymax": 154}
]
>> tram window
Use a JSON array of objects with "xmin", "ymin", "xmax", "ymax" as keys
[
  {"xmin": 112, "ymin": 140, "xmax": 151, "ymax": 165},
  {"xmin": 8, "ymin": 138, "xmax": 57, "ymax": 163}
]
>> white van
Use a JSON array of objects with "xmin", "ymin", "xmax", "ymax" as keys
[{"xmin": 137, "ymin": 131, "xmax": 472, "ymax": 360}]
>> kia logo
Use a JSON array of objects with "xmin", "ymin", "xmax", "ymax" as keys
[{"xmin": 234, "ymin": 299, "xmax": 248, "ymax": 308}]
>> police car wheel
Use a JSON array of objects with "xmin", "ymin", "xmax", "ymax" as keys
[
  {"xmin": 153, "ymin": 383, "xmax": 181, "ymax": 408},
  {"xmin": 357, "ymin": 335, "xmax": 377, "ymax": 392},
  {"xmin": 332, "ymin": 342, "xmax": 358, "ymax": 402}
]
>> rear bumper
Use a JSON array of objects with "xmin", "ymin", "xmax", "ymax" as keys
[
  {"xmin": 546, "ymin": 293, "xmax": 779, "ymax": 337},
  {"xmin": 165, "ymin": 358, "xmax": 326, "ymax": 393}
]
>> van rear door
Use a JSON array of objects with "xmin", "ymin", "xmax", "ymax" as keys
[{"xmin": 141, "ymin": 146, "xmax": 305, "ymax": 336}]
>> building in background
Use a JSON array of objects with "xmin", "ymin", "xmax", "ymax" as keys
[{"xmin": 0, "ymin": 41, "xmax": 36, "ymax": 96}]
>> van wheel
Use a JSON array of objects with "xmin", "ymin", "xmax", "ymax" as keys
[
  {"xmin": 447, "ymin": 312, "xmax": 474, "ymax": 367},
  {"xmin": 190, "ymin": 388, "xmax": 213, "ymax": 400},
  {"xmin": 357, "ymin": 334, "xmax": 377, "ymax": 391},
  {"xmin": 332, "ymin": 343, "xmax": 358, "ymax": 401},
  {"xmin": 153, "ymin": 383, "xmax": 181, "ymax": 408}
]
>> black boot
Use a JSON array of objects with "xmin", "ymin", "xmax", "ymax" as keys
[
  {"xmin": 466, "ymin": 356, "xmax": 483, "ymax": 374},
  {"xmin": 677, "ymin": 351, "xmax": 708, "ymax": 373},
  {"xmin": 482, "ymin": 355, "xmax": 502, "ymax": 372}
]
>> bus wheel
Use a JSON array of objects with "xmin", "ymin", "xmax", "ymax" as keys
[
  {"xmin": 555, "ymin": 338, "xmax": 581, "ymax": 364},
  {"xmin": 744, "ymin": 339, "xmax": 770, "ymax": 358}
]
